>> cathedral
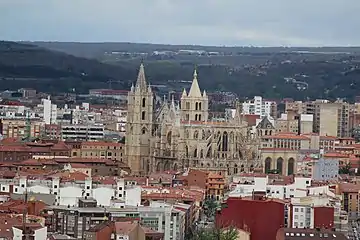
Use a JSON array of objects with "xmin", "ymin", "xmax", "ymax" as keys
[{"xmin": 125, "ymin": 64, "xmax": 260, "ymax": 176}]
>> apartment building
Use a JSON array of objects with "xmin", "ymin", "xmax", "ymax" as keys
[
  {"xmin": 69, "ymin": 141, "xmax": 124, "ymax": 162},
  {"xmin": 0, "ymin": 175, "xmax": 141, "ymax": 208},
  {"xmin": 41, "ymin": 97, "xmax": 57, "ymax": 125},
  {"xmin": 0, "ymin": 119, "xmax": 44, "ymax": 139},
  {"xmin": 229, "ymin": 174, "xmax": 334, "ymax": 200},
  {"xmin": 61, "ymin": 124, "xmax": 104, "ymax": 141},
  {"xmin": 139, "ymin": 202, "xmax": 186, "ymax": 240},
  {"xmin": 336, "ymin": 182, "xmax": 360, "ymax": 219},
  {"xmin": 242, "ymin": 96, "xmax": 277, "ymax": 118},
  {"xmin": 290, "ymin": 195, "xmax": 348, "ymax": 235},
  {"xmin": 275, "ymin": 111, "xmax": 313, "ymax": 134},
  {"xmin": 285, "ymin": 99, "xmax": 350, "ymax": 137}
]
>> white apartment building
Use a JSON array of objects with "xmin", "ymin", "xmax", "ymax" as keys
[
  {"xmin": 61, "ymin": 123, "xmax": 104, "ymax": 141},
  {"xmin": 139, "ymin": 201, "xmax": 186, "ymax": 240},
  {"xmin": 0, "ymin": 176, "xmax": 141, "ymax": 207},
  {"xmin": 229, "ymin": 175, "xmax": 334, "ymax": 200},
  {"xmin": 242, "ymin": 96, "xmax": 276, "ymax": 117},
  {"xmin": 289, "ymin": 195, "xmax": 348, "ymax": 234},
  {"xmin": 42, "ymin": 97, "xmax": 57, "ymax": 124}
]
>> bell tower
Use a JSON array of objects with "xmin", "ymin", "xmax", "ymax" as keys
[
  {"xmin": 125, "ymin": 63, "xmax": 154, "ymax": 176},
  {"xmin": 180, "ymin": 69, "xmax": 209, "ymax": 122}
]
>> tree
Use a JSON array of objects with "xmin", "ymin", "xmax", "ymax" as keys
[
  {"xmin": 203, "ymin": 198, "xmax": 219, "ymax": 220},
  {"xmin": 191, "ymin": 226, "xmax": 238, "ymax": 240},
  {"xmin": 339, "ymin": 163, "xmax": 351, "ymax": 174}
]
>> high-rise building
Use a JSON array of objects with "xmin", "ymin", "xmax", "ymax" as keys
[
  {"xmin": 42, "ymin": 97, "xmax": 57, "ymax": 124},
  {"xmin": 242, "ymin": 96, "xmax": 277, "ymax": 118}
]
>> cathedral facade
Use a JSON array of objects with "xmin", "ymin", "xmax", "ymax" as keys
[{"xmin": 125, "ymin": 64, "xmax": 260, "ymax": 176}]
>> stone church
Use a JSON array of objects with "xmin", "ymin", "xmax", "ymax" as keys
[{"xmin": 125, "ymin": 64, "xmax": 260, "ymax": 176}]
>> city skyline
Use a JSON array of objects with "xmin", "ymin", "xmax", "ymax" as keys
[{"xmin": 1, "ymin": 0, "xmax": 360, "ymax": 47}]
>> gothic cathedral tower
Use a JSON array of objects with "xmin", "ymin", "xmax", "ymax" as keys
[
  {"xmin": 125, "ymin": 63, "xmax": 154, "ymax": 176},
  {"xmin": 180, "ymin": 69, "xmax": 209, "ymax": 122}
]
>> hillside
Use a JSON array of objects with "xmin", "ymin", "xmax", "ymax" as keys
[
  {"xmin": 0, "ymin": 41, "xmax": 136, "ymax": 93},
  {"xmin": 2, "ymin": 41, "xmax": 360, "ymax": 101}
]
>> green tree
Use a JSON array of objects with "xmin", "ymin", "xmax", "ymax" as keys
[
  {"xmin": 191, "ymin": 226, "xmax": 238, "ymax": 240},
  {"xmin": 339, "ymin": 163, "xmax": 351, "ymax": 174},
  {"xmin": 203, "ymin": 198, "xmax": 219, "ymax": 220}
]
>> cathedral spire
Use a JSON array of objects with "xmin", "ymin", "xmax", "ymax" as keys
[
  {"xmin": 188, "ymin": 68, "xmax": 202, "ymax": 98},
  {"xmin": 135, "ymin": 63, "xmax": 147, "ymax": 90},
  {"xmin": 182, "ymin": 88, "xmax": 187, "ymax": 98}
]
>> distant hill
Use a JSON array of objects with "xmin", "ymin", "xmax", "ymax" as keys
[
  {"xmin": 0, "ymin": 41, "xmax": 136, "ymax": 93},
  {"xmin": 27, "ymin": 41, "xmax": 360, "ymax": 59},
  {"xmin": 2, "ymin": 41, "xmax": 360, "ymax": 102}
]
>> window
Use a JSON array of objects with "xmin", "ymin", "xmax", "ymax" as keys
[
  {"xmin": 294, "ymin": 208, "xmax": 299, "ymax": 212},
  {"xmin": 141, "ymin": 111, "xmax": 145, "ymax": 120},
  {"xmin": 198, "ymin": 114, "xmax": 201, "ymax": 121},
  {"xmin": 54, "ymin": 185, "xmax": 58, "ymax": 189},
  {"xmin": 142, "ymin": 98, "xmax": 146, "ymax": 107}
]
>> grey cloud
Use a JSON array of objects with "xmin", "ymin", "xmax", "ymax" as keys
[{"xmin": 0, "ymin": 0, "xmax": 359, "ymax": 46}]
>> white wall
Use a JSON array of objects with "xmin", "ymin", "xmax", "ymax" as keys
[
  {"xmin": 34, "ymin": 227, "xmax": 47, "ymax": 240},
  {"xmin": 59, "ymin": 186, "xmax": 83, "ymax": 206},
  {"xmin": 93, "ymin": 187, "xmax": 115, "ymax": 206},
  {"xmin": 229, "ymin": 176, "xmax": 312, "ymax": 200},
  {"xmin": 125, "ymin": 186, "xmax": 141, "ymax": 206}
]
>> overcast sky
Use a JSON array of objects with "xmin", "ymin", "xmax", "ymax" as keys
[{"xmin": 1, "ymin": 0, "xmax": 359, "ymax": 46}]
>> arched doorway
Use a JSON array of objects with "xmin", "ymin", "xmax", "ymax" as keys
[
  {"xmin": 276, "ymin": 157, "xmax": 284, "ymax": 174},
  {"xmin": 288, "ymin": 158, "xmax": 295, "ymax": 175},
  {"xmin": 265, "ymin": 157, "xmax": 272, "ymax": 173}
]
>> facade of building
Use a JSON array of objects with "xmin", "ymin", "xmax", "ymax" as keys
[
  {"xmin": 242, "ymin": 96, "xmax": 277, "ymax": 118},
  {"xmin": 125, "ymin": 64, "xmax": 260, "ymax": 176},
  {"xmin": 61, "ymin": 124, "xmax": 104, "ymax": 141},
  {"xmin": 0, "ymin": 119, "xmax": 43, "ymax": 139},
  {"xmin": 216, "ymin": 196, "xmax": 287, "ymax": 240},
  {"xmin": 42, "ymin": 97, "xmax": 57, "ymax": 125},
  {"xmin": 69, "ymin": 141, "xmax": 124, "ymax": 162},
  {"xmin": 285, "ymin": 99, "xmax": 350, "ymax": 138},
  {"xmin": 312, "ymin": 158, "xmax": 339, "ymax": 181},
  {"xmin": 0, "ymin": 176, "xmax": 141, "ymax": 208}
]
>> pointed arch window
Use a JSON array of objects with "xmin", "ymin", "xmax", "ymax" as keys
[
  {"xmin": 193, "ymin": 148, "xmax": 198, "ymax": 158},
  {"xmin": 141, "ymin": 111, "xmax": 145, "ymax": 120},
  {"xmin": 195, "ymin": 114, "xmax": 198, "ymax": 121},
  {"xmin": 222, "ymin": 132, "xmax": 228, "ymax": 152},
  {"xmin": 195, "ymin": 102, "xmax": 199, "ymax": 110},
  {"xmin": 193, "ymin": 130, "xmax": 199, "ymax": 139},
  {"xmin": 142, "ymin": 98, "xmax": 146, "ymax": 107},
  {"xmin": 198, "ymin": 114, "xmax": 201, "ymax": 121}
]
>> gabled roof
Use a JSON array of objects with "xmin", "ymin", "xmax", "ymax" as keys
[{"xmin": 256, "ymin": 116, "xmax": 275, "ymax": 129}]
